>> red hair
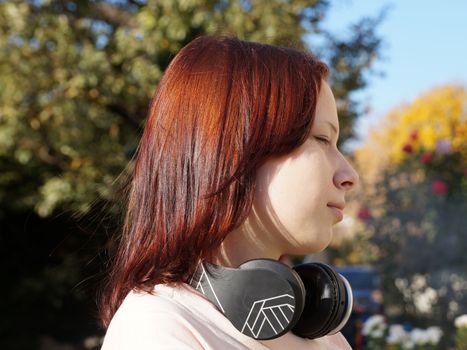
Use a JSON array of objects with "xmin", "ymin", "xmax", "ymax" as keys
[{"xmin": 99, "ymin": 36, "xmax": 329, "ymax": 327}]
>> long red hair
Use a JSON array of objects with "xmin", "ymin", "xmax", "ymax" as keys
[{"xmin": 99, "ymin": 36, "xmax": 329, "ymax": 327}]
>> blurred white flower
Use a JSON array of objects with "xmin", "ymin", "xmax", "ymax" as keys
[
  {"xmin": 435, "ymin": 139, "xmax": 453, "ymax": 155},
  {"xmin": 362, "ymin": 314, "xmax": 387, "ymax": 337},
  {"xmin": 409, "ymin": 327, "xmax": 443, "ymax": 346},
  {"xmin": 372, "ymin": 328, "xmax": 385, "ymax": 338},
  {"xmin": 411, "ymin": 328, "xmax": 427, "ymax": 345},
  {"xmin": 425, "ymin": 326, "xmax": 443, "ymax": 344},
  {"xmin": 386, "ymin": 324, "xmax": 408, "ymax": 345},
  {"xmin": 402, "ymin": 338, "xmax": 415, "ymax": 350},
  {"xmin": 455, "ymin": 314, "xmax": 467, "ymax": 328}
]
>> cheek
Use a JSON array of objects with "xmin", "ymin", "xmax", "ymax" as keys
[
  {"xmin": 269, "ymin": 177, "xmax": 320, "ymax": 219},
  {"xmin": 256, "ymin": 156, "xmax": 325, "ymax": 223}
]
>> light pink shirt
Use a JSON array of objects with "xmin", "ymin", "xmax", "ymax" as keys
[{"xmin": 101, "ymin": 284, "xmax": 351, "ymax": 349}]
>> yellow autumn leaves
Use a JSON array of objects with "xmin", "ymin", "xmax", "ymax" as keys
[
  {"xmin": 389, "ymin": 85, "xmax": 466, "ymax": 162},
  {"xmin": 356, "ymin": 84, "xmax": 467, "ymax": 179}
]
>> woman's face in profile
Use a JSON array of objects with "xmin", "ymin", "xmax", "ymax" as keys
[{"xmin": 253, "ymin": 81, "xmax": 360, "ymax": 255}]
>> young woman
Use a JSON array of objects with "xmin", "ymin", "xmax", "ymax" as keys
[{"xmin": 100, "ymin": 35, "xmax": 359, "ymax": 349}]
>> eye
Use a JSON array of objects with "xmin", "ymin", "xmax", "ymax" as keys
[{"xmin": 314, "ymin": 136, "xmax": 331, "ymax": 145}]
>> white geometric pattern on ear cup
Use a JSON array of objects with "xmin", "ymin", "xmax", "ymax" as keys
[
  {"xmin": 239, "ymin": 258, "xmax": 306, "ymax": 328},
  {"xmin": 241, "ymin": 294, "xmax": 295, "ymax": 338}
]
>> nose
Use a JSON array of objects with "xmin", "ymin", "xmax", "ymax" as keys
[{"xmin": 333, "ymin": 155, "xmax": 360, "ymax": 191}]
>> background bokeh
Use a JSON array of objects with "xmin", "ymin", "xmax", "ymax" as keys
[{"xmin": 0, "ymin": 1, "xmax": 465, "ymax": 349}]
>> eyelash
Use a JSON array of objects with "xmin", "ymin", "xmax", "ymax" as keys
[{"xmin": 314, "ymin": 136, "xmax": 331, "ymax": 145}]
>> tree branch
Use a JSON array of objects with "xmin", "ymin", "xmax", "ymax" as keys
[{"xmin": 89, "ymin": 2, "xmax": 136, "ymax": 27}]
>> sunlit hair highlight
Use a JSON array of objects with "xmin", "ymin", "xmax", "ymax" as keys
[{"xmin": 99, "ymin": 35, "xmax": 329, "ymax": 327}]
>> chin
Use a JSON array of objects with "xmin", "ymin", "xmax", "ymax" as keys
[
  {"xmin": 305, "ymin": 232, "xmax": 333, "ymax": 254},
  {"xmin": 292, "ymin": 237, "xmax": 332, "ymax": 256}
]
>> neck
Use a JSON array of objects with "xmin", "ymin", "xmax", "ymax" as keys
[{"xmin": 210, "ymin": 207, "xmax": 284, "ymax": 268}]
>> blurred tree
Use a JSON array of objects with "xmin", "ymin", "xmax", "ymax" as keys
[
  {"xmin": 0, "ymin": 0, "xmax": 384, "ymax": 348},
  {"xmin": 349, "ymin": 85, "xmax": 467, "ymax": 347}
]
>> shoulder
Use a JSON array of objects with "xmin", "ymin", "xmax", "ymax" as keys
[
  {"xmin": 323, "ymin": 332, "xmax": 352, "ymax": 350},
  {"xmin": 101, "ymin": 288, "xmax": 205, "ymax": 350}
]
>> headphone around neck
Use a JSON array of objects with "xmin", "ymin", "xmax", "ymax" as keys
[{"xmin": 188, "ymin": 259, "xmax": 353, "ymax": 340}]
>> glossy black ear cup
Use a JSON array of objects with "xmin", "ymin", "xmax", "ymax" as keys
[
  {"xmin": 291, "ymin": 262, "xmax": 353, "ymax": 339},
  {"xmin": 188, "ymin": 259, "xmax": 353, "ymax": 341}
]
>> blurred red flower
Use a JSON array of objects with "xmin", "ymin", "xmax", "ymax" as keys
[
  {"xmin": 402, "ymin": 144, "xmax": 413, "ymax": 153},
  {"xmin": 409, "ymin": 131, "xmax": 418, "ymax": 141},
  {"xmin": 432, "ymin": 180, "xmax": 448, "ymax": 196},
  {"xmin": 420, "ymin": 152, "xmax": 433, "ymax": 164},
  {"xmin": 357, "ymin": 207, "xmax": 372, "ymax": 221}
]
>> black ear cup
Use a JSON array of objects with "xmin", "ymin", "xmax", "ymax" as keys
[
  {"xmin": 188, "ymin": 259, "xmax": 352, "ymax": 341},
  {"xmin": 291, "ymin": 263, "xmax": 353, "ymax": 339}
]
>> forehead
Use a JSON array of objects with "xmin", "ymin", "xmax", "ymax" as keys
[{"xmin": 313, "ymin": 81, "xmax": 339, "ymax": 128}]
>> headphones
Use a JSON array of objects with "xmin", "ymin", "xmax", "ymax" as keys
[{"xmin": 188, "ymin": 259, "xmax": 353, "ymax": 340}]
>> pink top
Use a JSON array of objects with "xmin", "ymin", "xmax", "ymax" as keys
[{"xmin": 101, "ymin": 283, "xmax": 351, "ymax": 349}]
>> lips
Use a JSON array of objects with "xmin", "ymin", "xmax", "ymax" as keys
[
  {"xmin": 327, "ymin": 202, "xmax": 345, "ymax": 210},
  {"xmin": 327, "ymin": 202, "xmax": 345, "ymax": 222}
]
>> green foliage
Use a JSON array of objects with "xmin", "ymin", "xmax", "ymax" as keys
[{"xmin": 456, "ymin": 327, "xmax": 467, "ymax": 350}]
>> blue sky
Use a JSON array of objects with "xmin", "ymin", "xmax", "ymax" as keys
[{"xmin": 314, "ymin": 0, "xmax": 467, "ymax": 148}]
